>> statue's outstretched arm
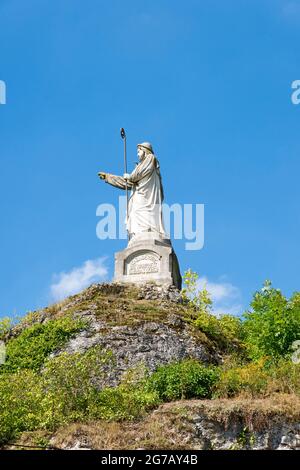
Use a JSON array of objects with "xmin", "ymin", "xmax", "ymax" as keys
[{"xmin": 105, "ymin": 173, "xmax": 133, "ymax": 190}]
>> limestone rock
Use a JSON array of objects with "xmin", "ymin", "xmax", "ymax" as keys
[{"xmin": 12, "ymin": 282, "xmax": 220, "ymax": 387}]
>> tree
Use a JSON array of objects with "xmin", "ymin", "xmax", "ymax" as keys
[{"xmin": 243, "ymin": 280, "xmax": 300, "ymax": 360}]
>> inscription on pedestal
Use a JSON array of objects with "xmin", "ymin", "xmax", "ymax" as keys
[{"xmin": 126, "ymin": 251, "xmax": 159, "ymax": 275}]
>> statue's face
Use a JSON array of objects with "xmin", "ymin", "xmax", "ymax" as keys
[{"xmin": 137, "ymin": 147, "xmax": 145, "ymax": 161}]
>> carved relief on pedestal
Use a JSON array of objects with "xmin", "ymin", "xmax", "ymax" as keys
[{"xmin": 125, "ymin": 250, "xmax": 160, "ymax": 275}]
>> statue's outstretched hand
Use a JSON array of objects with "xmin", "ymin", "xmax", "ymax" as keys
[{"xmin": 98, "ymin": 172, "xmax": 106, "ymax": 180}]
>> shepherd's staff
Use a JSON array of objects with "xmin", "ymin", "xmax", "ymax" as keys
[{"xmin": 120, "ymin": 128, "xmax": 129, "ymax": 234}]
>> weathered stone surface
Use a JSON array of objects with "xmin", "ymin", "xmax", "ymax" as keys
[
  {"xmin": 23, "ymin": 282, "xmax": 217, "ymax": 387},
  {"xmin": 136, "ymin": 283, "xmax": 183, "ymax": 303},
  {"xmin": 114, "ymin": 235, "xmax": 182, "ymax": 289},
  {"xmin": 56, "ymin": 311, "xmax": 219, "ymax": 387},
  {"xmin": 192, "ymin": 417, "xmax": 300, "ymax": 450},
  {"xmin": 48, "ymin": 396, "xmax": 300, "ymax": 450}
]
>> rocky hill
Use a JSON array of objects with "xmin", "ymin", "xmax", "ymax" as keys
[
  {"xmin": 2, "ymin": 282, "xmax": 300, "ymax": 450},
  {"xmin": 7, "ymin": 283, "xmax": 221, "ymax": 385}
]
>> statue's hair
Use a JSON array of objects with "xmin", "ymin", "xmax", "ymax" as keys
[{"xmin": 137, "ymin": 144, "xmax": 154, "ymax": 156}]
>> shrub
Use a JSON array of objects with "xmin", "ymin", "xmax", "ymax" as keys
[
  {"xmin": 0, "ymin": 317, "xmax": 13, "ymax": 340},
  {"xmin": 85, "ymin": 363, "xmax": 160, "ymax": 421},
  {"xmin": 0, "ymin": 346, "xmax": 115, "ymax": 443},
  {"xmin": 182, "ymin": 269, "xmax": 244, "ymax": 352},
  {"xmin": 265, "ymin": 358, "xmax": 300, "ymax": 396},
  {"xmin": 146, "ymin": 360, "xmax": 220, "ymax": 401},
  {"xmin": 194, "ymin": 313, "xmax": 244, "ymax": 352},
  {"xmin": 40, "ymin": 346, "xmax": 114, "ymax": 427},
  {"xmin": 215, "ymin": 356, "xmax": 300, "ymax": 399},
  {"xmin": 1, "ymin": 315, "xmax": 87, "ymax": 373},
  {"xmin": 0, "ymin": 370, "xmax": 44, "ymax": 443},
  {"xmin": 243, "ymin": 281, "xmax": 300, "ymax": 360},
  {"xmin": 91, "ymin": 386, "xmax": 160, "ymax": 421},
  {"xmin": 181, "ymin": 269, "xmax": 213, "ymax": 314},
  {"xmin": 215, "ymin": 357, "xmax": 269, "ymax": 398}
]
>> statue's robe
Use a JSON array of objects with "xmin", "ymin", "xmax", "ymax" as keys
[{"xmin": 105, "ymin": 153, "xmax": 167, "ymax": 238}]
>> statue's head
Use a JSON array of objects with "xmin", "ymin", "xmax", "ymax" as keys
[{"xmin": 137, "ymin": 142, "xmax": 153, "ymax": 161}]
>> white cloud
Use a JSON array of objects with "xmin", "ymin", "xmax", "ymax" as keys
[
  {"xmin": 196, "ymin": 276, "xmax": 243, "ymax": 317},
  {"xmin": 50, "ymin": 257, "xmax": 108, "ymax": 301}
]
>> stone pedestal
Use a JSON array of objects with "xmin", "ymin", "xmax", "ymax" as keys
[{"xmin": 114, "ymin": 233, "xmax": 182, "ymax": 289}]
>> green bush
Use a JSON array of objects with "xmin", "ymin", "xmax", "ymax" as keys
[
  {"xmin": 215, "ymin": 357, "xmax": 269, "ymax": 398},
  {"xmin": 40, "ymin": 346, "xmax": 114, "ymax": 427},
  {"xmin": 181, "ymin": 269, "xmax": 213, "ymax": 313},
  {"xmin": 146, "ymin": 360, "xmax": 220, "ymax": 401},
  {"xmin": 182, "ymin": 269, "xmax": 244, "ymax": 351},
  {"xmin": 0, "ymin": 347, "xmax": 158, "ymax": 444},
  {"xmin": 85, "ymin": 363, "xmax": 160, "ymax": 421},
  {"xmin": 1, "ymin": 315, "xmax": 87, "ymax": 373},
  {"xmin": 0, "ymin": 317, "xmax": 14, "ymax": 340},
  {"xmin": 91, "ymin": 385, "xmax": 160, "ymax": 421},
  {"xmin": 214, "ymin": 356, "xmax": 300, "ymax": 399},
  {"xmin": 194, "ymin": 313, "xmax": 244, "ymax": 351},
  {"xmin": 243, "ymin": 281, "xmax": 300, "ymax": 360},
  {"xmin": 0, "ymin": 346, "xmax": 115, "ymax": 443},
  {"xmin": 0, "ymin": 370, "xmax": 44, "ymax": 443},
  {"xmin": 265, "ymin": 358, "xmax": 300, "ymax": 396}
]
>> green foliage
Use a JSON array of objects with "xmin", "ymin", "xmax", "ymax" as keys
[
  {"xmin": 182, "ymin": 269, "xmax": 212, "ymax": 314},
  {"xmin": 1, "ymin": 275, "xmax": 300, "ymax": 446},
  {"xmin": 91, "ymin": 385, "xmax": 160, "ymax": 421},
  {"xmin": 182, "ymin": 269, "xmax": 244, "ymax": 352},
  {"xmin": 183, "ymin": 272, "xmax": 300, "ymax": 359},
  {"xmin": 266, "ymin": 357, "xmax": 300, "ymax": 395},
  {"xmin": 194, "ymin": 313, "xmax": 244, "ymax": 351},
  {"xmin": 40, "ymin": 346, "xmax": 115, "ymax": 428},
  {"xmin": 146, "ymin": 359, "xmax": 220, "ymax": 401},
  {"xmin": 0, "ymin": 346, "xmax": 115, "ymax": 443},
  {"xmin": 1, "ymin": 315, "xmax": 87, "ymax": 373},
  {"xmin": 0, "ymin": 317, "xmax": 14, "ymax": 340},
  {"xmin": 17, "ymin": 311, "xmax": 45, "ymax": 329},
  {"xmin": 86, "ymin": 363, "xmax": 160, "ymax": 421},
  {"xmin": 0, "ymin": 369, "xmax": 44, "ymax": 443},
  {"xmin": 215, "ymin": 357, "xmax": 269, "ymax": 398},
  {"xmin": 0, "ymin": 346, "xmax": 159, "ymax": 444},
  {"xmin": 243, "ymin": 281, "xmax": 300, "ymax": 360},
  {"xmin": 215, "ymin": 356, "xmax": 300, "ymax": 398},
  {"xmin": 32, "ymin": 436, "xmax": 51, "ymax": 449}
]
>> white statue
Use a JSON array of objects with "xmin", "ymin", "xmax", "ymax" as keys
[{"xmin": 99, "ymin": 142, "xmax": 167, "ymax": 241}]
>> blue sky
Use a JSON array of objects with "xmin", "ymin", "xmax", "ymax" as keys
[{"xmin": 1, "ymin": 0, "xmax": 300, "ymax": 318}]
